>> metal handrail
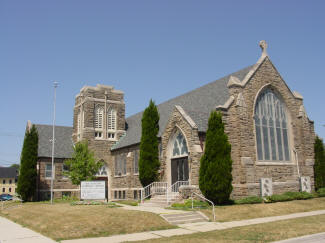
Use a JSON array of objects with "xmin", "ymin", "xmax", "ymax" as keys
[
  {"xmin": 140, "ymin": 181, "xmax": 168, "ymax": 202},
  {"xmin": 191, "ymin": 191, "xmax": 216, "ymax": 221},
  {"xmin": 166, "ymin": 181, "xmax": 189, "ymax": 205}
]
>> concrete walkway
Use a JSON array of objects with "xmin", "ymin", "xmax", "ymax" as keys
[
  {"xmin": 272, "ymin": 232, "xmax": 325, "ymax": 243},
  {"xmin": 1, "ymin": 209, "xmax": 325, "ymax": 243},
  {"xmin": 61, "ymin": 209, "xmax": 325, "ymax": 243},
  {"xmin": 0, "ymin": 216, "xmax": 55, "ymax": 243}
]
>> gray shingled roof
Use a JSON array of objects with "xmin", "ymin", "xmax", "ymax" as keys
[
  {"xmin": 0, "ymin": 167, "xmax": 18, "ymax": 179},
  {"xmin": 112, "ymin": 65, "xmax": 253, "ymax": 150},
  {"xmin": 35, "ymin": 124, "xmax": 74, "ymax": 158}
]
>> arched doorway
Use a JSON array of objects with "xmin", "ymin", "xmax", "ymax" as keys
[{"xmin": 168, "ymin": 130, "xmax": 189, "ymax": 185}]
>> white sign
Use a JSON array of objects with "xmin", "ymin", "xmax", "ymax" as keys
[{"xmin": 81, "ymin": 181, "xmax": 106, "ymax": 200}]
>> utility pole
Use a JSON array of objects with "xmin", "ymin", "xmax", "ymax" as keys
[{"xmin": 51, "ymin": 81, "xmax": 58, "ymax": 204}]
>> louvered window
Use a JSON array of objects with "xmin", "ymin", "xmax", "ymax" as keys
[
  {"xmin": 107, "ymin": 108, "xmax": 116, "ymax": 140},
  {"xmin": 95, "ymin": 106, "xmax": 104, "ymax": 129},
  {"xmin": 254, "ymin": 89, "xmax": 290, "ymax": 162},
  {"xmin": 94, "ymin": 106, "xmax": 104, "ymax": 139}
]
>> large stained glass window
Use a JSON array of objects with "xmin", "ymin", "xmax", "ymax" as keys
[
  {"xmin": 172, "ymin": 132, "xmax": 188, "ymax": 157},
  {"xmin": 255, "ymin": 90, "xmax": 290, "ymax": 161}
]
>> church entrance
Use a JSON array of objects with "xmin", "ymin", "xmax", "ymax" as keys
[{"xmin": 171, "ymin": 156, "xmax": 189, "ymax": 185}]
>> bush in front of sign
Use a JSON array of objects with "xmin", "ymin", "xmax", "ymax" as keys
[{"xmin": 64, "ymin": 141, "xmax": 103, "ymax": 185}]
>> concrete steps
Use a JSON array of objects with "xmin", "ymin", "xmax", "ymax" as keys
[
  {"xmin": 141, "ymin": 193, "xmax": 179, "ymax": 207},
  {"xmin": 161, "ymin": 211, "xmax": 209, "ymax": 225}
]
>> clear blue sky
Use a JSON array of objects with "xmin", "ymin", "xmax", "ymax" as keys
[{"xmin": 1, "ymin": 0, "xmax": 324, "ymax": 166}]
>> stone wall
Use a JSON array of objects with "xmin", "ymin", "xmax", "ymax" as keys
[
  {"xmin": 224, "ymin": 57, "xmax": 315, "ymax": 198},
  {"xmin": 37, "ymin": 157, "xmax": 79, "ymax": 200},
  {"xmin": 160, "ymin": 106, "xmax": 203, "ymax": 186}
]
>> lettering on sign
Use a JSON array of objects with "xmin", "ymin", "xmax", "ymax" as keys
[{"xmin": 81, "ymin": 181, "xmax": 106, "ymax": 200}]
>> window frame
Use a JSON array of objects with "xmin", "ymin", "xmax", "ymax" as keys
[
  {"xmin": 107, "ymin": 108, "xmax": 117, "ymax": 141},
  {"xmin": 45, "ymin": 163, "xmax": 54, "ymax": 180},
  {"xmin": 254, "ymin": 88, "xmax": 292, "ymax": 163},
  {"xmin": 94, "ymin": 106, "xmax": 104, "ymax": 139}
]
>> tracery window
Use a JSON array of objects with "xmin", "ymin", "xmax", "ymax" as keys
[
  {"xmin": 96, "ymin": 164, "xmax": 108, "ymax": 176},
  {"xmin": 254, "ymin": 89, "xmax": 290, "ymax": 162},
  {"xmin": 172, "ymin": 132, "xmax": 188, "ymax": 157}
]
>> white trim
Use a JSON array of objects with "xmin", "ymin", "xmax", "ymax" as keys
[
  {"xmin": 175, "ymin": 105, "xmax": 198, "ymax": 129},
  {"xmin": 256, "ymin": 162, "xmax": 295, "ymax": 166},
  {"xmin": 39, "ymin": 189, "xmax": 80, "ymax": 192},
  {"xmin": 227, "ymin": 75, "xmax": 242, "ymax": 88},
  {"xmin": 293, "ymin": 91, "xmax": 303, "ymax": 100},
  {"xmin": 216, "ymin": 96, "xmax": 235, "ymax": 110},
  {"xmin": 45, "ymin": 163, "xmax": 54, "ymax": 180}
]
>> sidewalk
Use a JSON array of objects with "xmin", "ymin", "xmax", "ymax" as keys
[
  {"xmin": 61, "ymin": 209, "xmax": 325, "ymax": 243},
  {"xmin": 1, "ymin": 209, "xmax": 325, "ymax": 243},
  {"xmin": 0, "ymin": 216, "xmax": 55, "ymax": 243}
]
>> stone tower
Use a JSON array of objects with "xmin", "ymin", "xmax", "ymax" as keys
[{"xmin": 72, "ymin": 84, "xmax": 125, "ymax": 198}]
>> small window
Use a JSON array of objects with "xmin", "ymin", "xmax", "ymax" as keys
[
  {"xmin": 134, "ymin": 190, "xmax": 138, "ymax": 199},
  {"xmin": 62, "ymin": 164, "xmax": 69, "ymax": 179},
  {"xmin": 2, "ymin": 188, "xmax": 5, "ymax": 193},
  {"xmin": 9, "ymin": 188, "xmax": 11, "ymax": 193},
  {"xmin": 45, "ymin": 164, "xmax": 53, "ymax": 179},
  {"xmin": 118, "ymin": 191, "xmax": 121, "ymax": 199},
  {"xmin": 114, "ymin": 191, "xmax": 117, "ymax": 199},
  {"xmin": 62, "ymin": 191, "xmax": 71, "ymax": 198},
  {"xmin": 2, "ymin": 179, "xmax": 5, "ymax": 184},
  {"xmin": 15, "ymin": 178, "xmax": 17, "ymax": 183},
  {"xmin": 95, "ymin": 132, "xmax": 103, "ymax": 139},
  {"xmin": 123, "ymin": 191, "xmax": 126, "ymax": 199},
  {"xmin": 9, "ymin": 179, "xmax": 12, "ymax": 184}
]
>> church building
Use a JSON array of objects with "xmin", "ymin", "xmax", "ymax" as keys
[{"xmin": 33, "ymin": 41, "xmax": 315, "ymax": 201}]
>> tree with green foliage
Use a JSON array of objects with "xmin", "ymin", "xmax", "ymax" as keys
[
  {"xmin": 17, "ymin": 125, "xmax": 39, "ymax": 201},
  {"xmin": 314, "ymin": 136, "xmax": 325, "ymax": 190},
  {"xmin": 199, "ymin": 111, "xmax": 233, "ymax": 205},
  {"xmin": 10, "ymin": 163, "xmax": 20, "ymax": 171},
  {"xmin": 64, "ymin": 141, "xmax": 103, "ymax": 185},
  {"xmin": 139, "ymin": 99, "xmax": 160, "ymax": 187}
]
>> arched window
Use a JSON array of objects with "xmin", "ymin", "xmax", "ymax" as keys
[
  {"xmin": 94, "ymin": 106, "xmax": 103, "ymax": 138},
  {"xmin": 254, "ymin": 89, "xmax": 290, "ymax": 161},
  {"xmin": 107, "ymin": 108, "xmax": 116, "ymax": 140},
  {"xmin": 172, "ymin": 132, "xmax": 188, "ymax": 157}
]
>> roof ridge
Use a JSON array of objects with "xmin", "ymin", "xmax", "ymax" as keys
[
  {"xmin": 34, "ymin": 124, "xmax": 73, "ymax": 128},
  {"xmin": 125, "ymin": 65, "xmax": 254, "ymax": 121}
]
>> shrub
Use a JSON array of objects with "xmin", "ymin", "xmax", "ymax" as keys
[
  {"xmin": 199, "ymin": 111, "xmax": 233, "ymax": 205},
  {"xmin": 139, "ymin": 99, "xmax": 160, "ymax": 187},
  {"xmin": 17, "ymin": 125, "xmax": 38, "ymax": 202},
  {"xmin": 265, "ymin": 194, "xmax": 293, "ymax": 203},
  {"xmin": 314, "ymin": 136, "xmax": 325, "ymax": 190},
  {"xmin": 235, "ymin": 196, "xmax": 263, "ymax": 205},
  {"xmin": 283, "ymin": 191, "xmax": 313, "ymax": 200},
  {"xmin": 117, "ymin": 200, "xmax": 139, "ymax": 206},
  {"xmin": 317, "ymin": 188, "xmax": 325, "ymax": 197}
]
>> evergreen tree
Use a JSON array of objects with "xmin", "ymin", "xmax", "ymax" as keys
[
  {"xmin": 64, "ymin": 141, "xmax": 103, "ymax": 185},
  {"xmin": 139, "ymin": 99, "xmax": 160, "ymax": 187},
  {"xmin": 17, "ymin": 125, "xmax": 39, "ymax": 201},
  {"xmin": 199, "ymin": 111, "xmax": 233, "ymax": 205},
  {"xmin": 314, "ymin": 136, "xmax": 325, "ymax": 190}
]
